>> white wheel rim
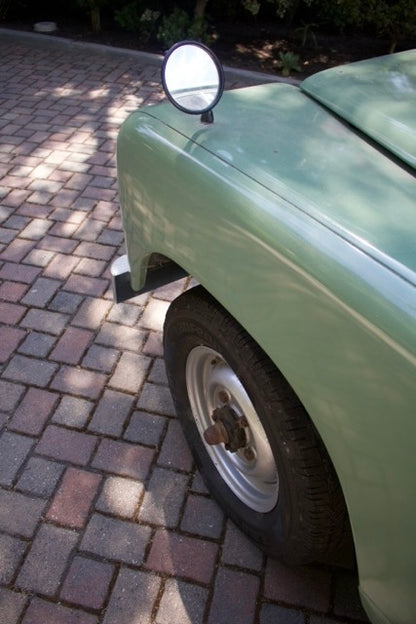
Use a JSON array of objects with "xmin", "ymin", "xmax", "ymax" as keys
[{"xmin": 186, "ymin": 345, "xmax": 279, "ymax": 512}]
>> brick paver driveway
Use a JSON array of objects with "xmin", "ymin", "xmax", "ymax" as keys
[{"xmin": 0, "ymin": 29, "xmax": 369, "ymax": 624}]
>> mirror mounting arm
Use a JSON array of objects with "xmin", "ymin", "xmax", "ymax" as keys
[{"xmin": 201, "ymin": 110, "xmax": 214, "ymax": 124}]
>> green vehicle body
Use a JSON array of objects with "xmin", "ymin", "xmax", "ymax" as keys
[{"xmin": 115, "ymin": 50, "xmax": 416, "ymax": 624}]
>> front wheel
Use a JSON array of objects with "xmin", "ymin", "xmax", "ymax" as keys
[{"xmin": 164, "ymin": 286, "xmax": 350, "ymax": 564}]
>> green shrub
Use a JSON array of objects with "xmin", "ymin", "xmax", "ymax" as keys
[{"xmin": 114, "ymin": 1, "xmax": 160, "ymax": 42}]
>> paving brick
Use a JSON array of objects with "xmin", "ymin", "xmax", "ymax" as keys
[
  {"xmin": 16, "ymin": 524, "xmax": 79, "ymax": 596},
  {"xmin": 157, "ymin": 419, "xmax": 194, "ymax": 473},
  {"xmin": 0, "ymin": 588, "xmax": 28, "ymax": 624},
  {"xmin": 0, "ymin": 280, "xmax": 28, "ymax": 302},
  {"xmin": 264, "ymin": 559, "xmax": 332, "ymax": 613},
  {"xmin": 52, "ymin": 395, "xmax": 94, "ymax": 428},
  {"xmin": 0, "ymin": 326, "xmax": 26, "ymax": 363},
  {"xmin": 191, "ymin": 470, "xmax": 210, "ymax": 495},
  {"xmin": 46, "ymin": 467, "xmax": 102, "ymax": 529},
  {"xmin": 260, "ymin": 604, "xmax": 306, "ymax": 624},
  {"xmin": 17, "ymin": 331, "xmax": 56, "ymax": 357},
  {"xmin": 10, "ymin": 387, "xmax": 59, "ymax": 435},
  {"xmin": 0, "ymin": 380, "xmax": 25, "ymax": 412},
  {"xmin": 20, "ymin": 308, "xmax": 69, "ymax": 335},
  {"xmin": 109, "ymin": 351, "xmax": 152, "ymax": 393},
  {"xmin": 124, "ymin": 410, "xmax": 167, "ymax": 446},
  {"xmin": 81, "ymin": 513, "xmax": 151, "ymax": 566},
  {"xmin": 103, "ymin": 567, "xmax": 160, "ymax": 624},
  {"xmin": 3, "ymin": 354, "xmax": 58, "ymax": 387},
  {"xmin": 0, "ymin": 262, "xmax": 40, "ymax": 283},
  {"xmin": 17, "ymin": 456, "xmax": 65, "ymax": 497},
  {"xmin": 157, "ymin": 578, "xmax": 208, "ymax": 624},
  {"xmin": 22, "ymin": 599, "xmax": 98, "ymax": 624},
  {"xmin": 23, "ymin": 248, "xmax": 55, "ymax": 267},
  {"xmin": 0, "ymin": 533, "xmax": 27, "ymax": 584},
  {"xmin": 88, "ymin": 389, "xmax": 134, "ymax": 436},
  {"xmin": 107, "ymin": 301, "xmax": 142, "ymax": 326},
  {"xmin": 36, "ymin": 425, "xmax": 97, "ymax": 465},
  {"xmin": 64, "ymin": 274, "xmax": 108, "ymax": 297},
  {"xmin": 20, "ymin": 217, "xmax": 52, "ymax": 240},
  {"xmin": 0, "ymin": 301, "xmax": 27, "ymax": 324},
  {"xmin": 50, "ymin": 365, "xmax": 107, "ymax": 399},
  {"xmin": 180, "ymin": 494, "xmax": 224, "ymax": 539},
  {"xmin": 49, "ymin": 291, "xmax": 84, "ymax": 314},
  {"xmin": 92, "ymin": 438, "xmax": 154, "ymax": 480},
  {"xmin": 37, "ymin": 234, "xmax": 78, "ymax": 254},
  {"xmin": 139, "ymin": 467, "xmax": 189, "ymax": 528},
  {"xmin": 21, "ymin": 276, "xmax": 61, "ymax": 307},
  {"xmin": 42, "ymin": 253, "xmax": 79, "ymax": 279},
  {"xmin": 60, "ymin": 555, "xmax": 114, "ymax": 610},
  {"xmin": 74, "ymin": 218, "xmax": 106, "ymax": 242},
  {"xmin": 50, "ymin": 326, "xmax": 93, "ymax": 364},
  {"xmin": 74, "ymin": 257, "xmax": 106, "ymax": 277},
  {"xmin": 0, "ymin": 488, "xmax": 46, "ymax": 537},
  {"xmin": 143, "ymin": 330, "xmax": 164, "ymax": 356},
  {"xmin": 0, "ymin": 431, "xmax": 34, "ymax": 487},
  {"xmin": 222, "ymin": 520, "xmax": 264, "ymax": 571},
  {"xmin": 82, "ymin": 344, "xmax": 119, "ymax": 372},
  {"xmin": 137, "ymin": 382, "xmax": 176, "ymax": 416},
  {"xmin": 208, "ymin": 567, "xmax": 260, "ymax": 624},
  {"xmin": 139, "ymin": 297, "xmax": 169, "ymax": 331},
  {"xmin": 96, "ymin": 475, "xmax": 144, "ymax": 518},
  {"xmin": 0, "ymin": 239, "xmax": 35, "ymax": 262},
  {"xmin": 72, "ymin": 296, "xmax": 112, "ymax": 329},
  {"xmin": 148, "ymin": 357, "xmax": 169, "ymax": 384},
  {"xmin": 145, "ymin": 529, "xmax": 218, "ymax": 584},
  {"xmin": 74, "ymin": 241, "xmax": 115, "ymax": 261},
  {"xmin": 96, "ymin": 322, "xmax": 147, "ymax": 351}
]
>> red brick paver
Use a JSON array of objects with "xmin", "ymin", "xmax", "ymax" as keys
[{"xmin": 0, "ymin": 28, "xmax": 368, "ymax": 624}]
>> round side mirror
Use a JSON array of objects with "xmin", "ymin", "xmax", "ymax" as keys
[{"xmin": 161, "ymin": 41, "xmax": 224, "ymax": 123}]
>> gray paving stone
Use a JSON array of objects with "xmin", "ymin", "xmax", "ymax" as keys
[
  {"xmin": 222, "ymin": 520, "xmax": 264, "ymax": 571},
  {"xmin": 0, "ymin": 587, "xmax": 28, "ymax": 624},
  {"xmin": 137, "ymin": 382, "xmax": 176, "ymax": 416},
  {"xmin": 51, "ymin": 395, "xmax": 94, "ymax": 428},
  {"xmin": 139, "ymin": 466, "xmax": 189, "ymax": 527},
  {"xmin": 103, "ymin": 567, "xmax": 161, "ymax": 624},
  {"xmin": 17, "ymin": 331, "xmax": 56, "ymax": 357},
  {"xmin": 3, "ymin": 355, "xmax": 58, "ymax": 387},
  {"xmin": 22, "ymin": 597, "xmax": 98, "ymax": 624},
  {"xmin": 17, "ymin": 456, "xmax": 65, "ymax": 497},
  {"xmin": 124, "ymin": 410, "xmax": 167, "ymax": 446},
  {"xmin": 208, "ymin": 567, "xmax": 260, "ymax": 624},
  {"xmin": 20, "ymin": 308, "xmax": 69, "ymax": 335},
  {"xmin": 95, "ymin": 475, "xmax": 144, "ymax": 518},
  {"xmin": 48, "ymin": 291, "xmax": 84, "ymax": 314},
  {"xmin": 88, "ymin": 388, "xmax": 134, "ymax": 436},
  {"xmin": 0, "ymin": 380, "xmax": 25, "ymax": 412},
  {"xmin": 0, "ymin": 533, "xmax": 27, "ymax": 584},
  {"xmin": 80, "ymin": 513, "xmax": 151, "ymax": 565},
  {"xmin": 156, "ymin": 578, "xmax": 208, "ymax": 624},
  {"xmin": 260, "ymin": 604, "xmax": 306, "ymax": 624},
  {"xmin": 0, "ymin": 431, "xmax": 34, "ymax": 486},
  {"xmin": 21, "ymin": 277, "xmax": 60, "ymax": 307},
  {"xmin": 0, "ymin": 488, "xmax": 46, "ymax": 537},
  {"xmin": 16, "ymin": 524, "xmax": 79, "ymax": 595}
]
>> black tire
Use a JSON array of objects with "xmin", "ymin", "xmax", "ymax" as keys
[{"xmin": 164, "ymin": 286, "xmax": 350, "ymax": 565}]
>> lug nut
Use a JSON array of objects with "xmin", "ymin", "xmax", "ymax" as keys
[{"xmin": 203, "ymin": 421, "xmax": 229, "ymax": 446}]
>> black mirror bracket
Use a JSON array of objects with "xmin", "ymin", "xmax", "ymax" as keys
[{"xmin": 201, "ymin": 110, "xmax": 214, "ymax": 124}]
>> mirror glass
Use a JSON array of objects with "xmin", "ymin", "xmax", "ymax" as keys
[{"xmin": 162, "ymin": 42, "xmax": 224, "ymax": 115}]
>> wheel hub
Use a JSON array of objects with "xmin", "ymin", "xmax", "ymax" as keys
[{"xmin": 203, "ymin": 405, "xmax": 248, "ymax": 452}]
